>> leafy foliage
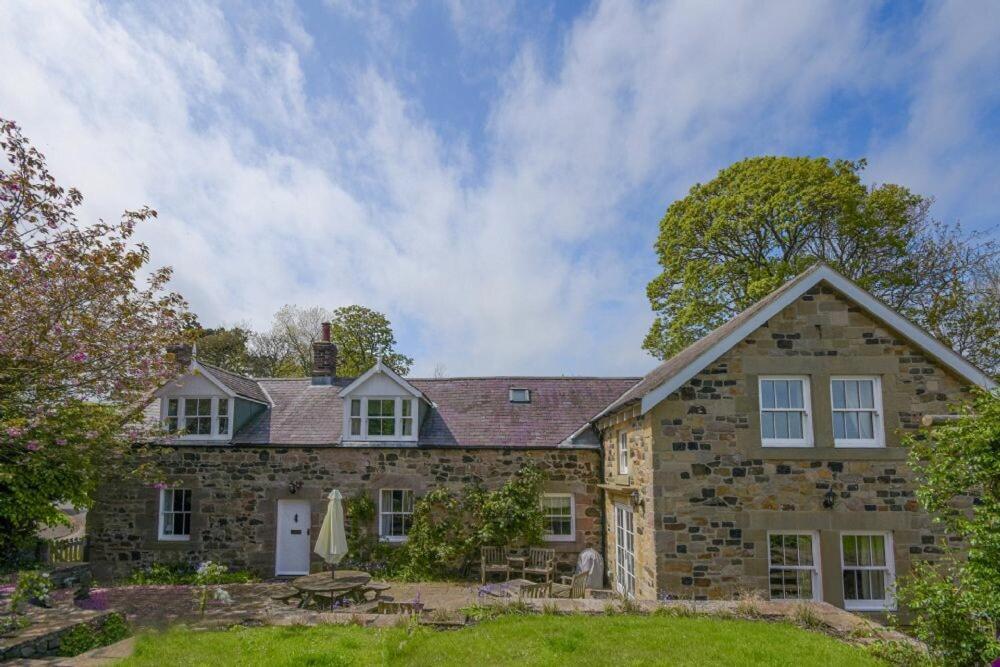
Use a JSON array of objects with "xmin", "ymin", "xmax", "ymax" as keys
[
  {"xmin": 328, "ymin": 305, "xmax": 413, "ymax": 376},
  {"xmin": 58, "ymin": 612, "xmax": 130, "ymax": 657},
  {"xmin": 645, "ymin": 156, "xmax": 998, "ymax": 373},
  {"xmin": 341, "ymin": 492, "xmax": 404, "ymax": 578},
  {"xmin": 898, "ymin": 391, "xmax": 1000, "ymax": 666},
  {"xmin": 0, "ymin": 118, "xmax": 194, "ymax": 555},
  {"xmin": 10, "ymin": 570, "xmax": 51, "ymax": 612},
  {"xmin": 126, "ymin": 561, "xmax": 258, "ymax": 585},
  {"xmin": 401, "ymin": 465, "xmax": 546, "ymax": 579}
]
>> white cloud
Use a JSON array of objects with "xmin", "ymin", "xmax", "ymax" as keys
[{"xmin": 1, "ymin": 0, "xmax": 994, "ymax": 376}]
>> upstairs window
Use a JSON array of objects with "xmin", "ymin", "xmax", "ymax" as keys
[
  {"xmin": 759, "ymin": 377, "xmax": 812, "ymax": 447},
  {"xmin": 509, "ymin": 388, "xmax": 531, "ymax": 403},
  {"xmin": 162, "ymin": 397, "xmax": 231, "ymax": 438},
  {"xmin": 379, "ymin": 489, "xmax": 414, "ymax": 541},
  {"xmin": 618, "ymin": 432, "xmax": 629, "ymax": 475},
  {"xmin": 831, "ymin": 377, "xmax": 883, "ymax": 448},
  {"xmin": 345, "ymin": 397, "xmax": 417, "ymax": 440},
  {"xmin": 158, "ymin": 488, "xmax": 192, "ymax": 541},
  {"xmin": 367, "ymin": 399, "xmax": 396, "ymax": 436},
  {"xmin": 185, "ymin": 398, "xmax": 212, "ymax": 436}
]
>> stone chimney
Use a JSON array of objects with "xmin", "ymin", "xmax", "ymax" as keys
[
  {"xmin": 166, "ymin": 343, "xmax": 193, "ymax": 372},
  {"xmin": 311, "ymin": 322, "xmax": 337, "ymax": 385}
]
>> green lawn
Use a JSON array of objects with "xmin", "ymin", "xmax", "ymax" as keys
[{"xmin": 121, "ymin": 614, "xmax": 883, "ymax": 666}]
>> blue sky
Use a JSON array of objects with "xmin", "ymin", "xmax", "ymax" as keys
[{"xmin": 1, "ymin": 0, "xmax": 998, "ymax": 376}]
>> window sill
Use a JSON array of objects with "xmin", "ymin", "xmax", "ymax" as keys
[
  {"xmin": 845, "ymin": 601, "xmax": 895, "ymax": 612},
  {"xmin": 157, "ymin": 536, "xmax": 191, "ymax": 542},
  {"xmin": 746, "ymin": 446, "xmax": 907, "ymax": 461},
  {"xmin": 543, "ymin": 535, "xmax": 576, "ymax": 543},
  {"xmin": 380, "ymin": 536, "xmax": 408, "ymax": 544}
]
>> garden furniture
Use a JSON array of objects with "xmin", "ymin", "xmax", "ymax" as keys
[
  {"xmin": 360, "ymin": 582, "xmax": 392, "ymax": 601},
  {"xmin": 505, "ymin": 548, "xmax": 527, "ymax": 578},
  {"xmin": 480, "ymin": 546, "xmax": 511, "ymax": 583},
  {"xmin": 551, "ymin": 570, "xmax": 589, "ymax": 599},
  {"xmin": 269, "ymin": 586, "xmax": 303, "ymax": 605},
  {"xmin": 291, "ymin": 570, "xmax": 370, "ymax": 610},
  {"xmin": 522, "ymin": 548, "xmax": 556, "ymax": 582},
  {"xmin": 518, "ymin": 581, "xmax": 552, "ymax": 599},
  {"xmin": 481, "ymin": 578, "xmax": 533, "ymax": 598}
]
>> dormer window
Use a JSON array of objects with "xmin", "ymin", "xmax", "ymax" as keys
[
  {"xmin": 161, "ymin": 397, "xmax": 232, "ymax": 439},
  {"xmin": 509, "ymin": 388, "xmax": 531, "ymax": 403},
  {"xmin": 367, "ymin": 399, "xmax": 396, "ymax": 436},
  {"xmin": 344, "ymin": 397, "xmax": 418, "ymax": 441}
]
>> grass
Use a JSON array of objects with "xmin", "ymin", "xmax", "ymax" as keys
[{"xmin": 122, "ymin": 614, "xmax": 883, "ymax": 666}]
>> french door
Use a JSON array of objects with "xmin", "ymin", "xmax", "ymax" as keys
[{"xmin": 615, "ymin": 503, "xmax": 636, "ymax": 598}]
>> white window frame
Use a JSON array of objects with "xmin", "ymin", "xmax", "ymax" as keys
[
  {"xmin": 157, "ymin": 488, "xmax": 192, "ymax": 541},
  {"xmin": 378, "ymin": 489, "xmax": 414, "ymax": 542},
  {"xmin": 618, "ymin": 432, "xmax": 629, "ymax": 475},
  {"xmin": 160, "ymin": 396, "xmax": 232, "ymax": 440},
  {"xmin": 767, "ymin": 531, "xmax": 822, "ymax": 602},
  {"xmin": 840, "ymin": 531, "xmax": 896, "ymax": 611},
  {"xmin": 541, "ymin": 493, "xmax": 575, "ymax": 542},
  {"xmin": 614, "ymin": 503, "xmax": 636, "ymax": 598},
  {"xmin": 830, "ymin": 376, "xmax": 884, "ymax": 448},
  {"xmin": 342, "ymin": 397, "xmax": 418, "ymax": 442},
  {"xmin": 758, "ymin": 376, "xmax": 813, "ymax": 447}
]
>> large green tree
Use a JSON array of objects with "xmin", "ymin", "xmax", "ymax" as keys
[
  {"xmin": 0, "ymin": 119, "xmax": 192, "ymax": 557},
  {"xmin": 645, "ymin": 157, "xmax": 998, "ymax": 373},
  {"xmin": 328, "ymin": 305, "xmax": 413, "ymax": 376},
  {"xmin": 898, "ymin": 391, "xmax": 1000, "ymax": 666}
]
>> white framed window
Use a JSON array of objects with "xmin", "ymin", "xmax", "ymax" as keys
[
  {"xmin": 158, "ymin": 488, "xmax": 192, "ymax": 541},
  {"xmin": 509, "ymin": 388, "xmax": 531, "ymax": 403},
  {"xmin": 618, "ymin": 432, "xmax": 629, "ymax": 475},
  {"xmin": 343, "ymin": 397, "xmax": 418, "ymax": 441},
  {"xmin": 831, "ymin": 377, "xmax": 884, "ymax": 448},
  {"xmin": 162, "ymin": 397, "xmax": 232, "ymax": 439},
  {"xmin": 541, "ymin": 494, "xmax": 575, "ymax": 542},
  {"xmin": 379, "ymin": 489, "xmax": 414, "ymax": 542},
  {"xmin": 768, "ymin": 532, "xmax": 821, "ymax": 601},
  {"xmin": 759, "ymin": 376, "xmax": 813, "ymax": 447},
  {"xmin": 841, "ymin": 532, "xmax": 895, "ymax": 610}
]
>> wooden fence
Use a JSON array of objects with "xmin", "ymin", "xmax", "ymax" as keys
[{"xmin": 48, "ymin": 536, "xmax": 86, "ymax": 563}]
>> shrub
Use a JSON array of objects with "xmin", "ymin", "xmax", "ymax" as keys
[
  {"xmin": 58, "ymin": 612, "xmax": 130, "ymax": 657},
  {"xmin": 865, "ymin": 639, "xmax": 935, "ymax": 667},
  {"xmin": 791, "ymin": 604, "xmax": 825, "ymax": 631},
  {"xmin": 10, "ymin": 570, "xmax": 51, "ymax": 611},
  {"xmin": 127, "ymin": 562, "xmax": 258, "ymax": 585}
]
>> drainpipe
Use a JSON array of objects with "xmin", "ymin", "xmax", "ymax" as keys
[{"xmin": 597, "ymin": 425, "xmax": 609, "ymax": 589}]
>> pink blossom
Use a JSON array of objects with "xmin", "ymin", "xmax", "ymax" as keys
[
  {"xmin": 56, "ymin": 438, "xmax": 67, "ymax": 446},
  {"xmin": 152, "ymin": 482, "xmax": 167, "ymax": 490},
  {"xmin": 26, "ymin": 441, "xmax": 40, "ymax": 451},
  {"xmin": 5, "ymin": 427, "xmax": 23, "ymax": 438},
  {"xmin": 70, "ymin": 351, "xmax": 88, "ymax": 362},
  {"xmin": 85, "ymin": 430, "xmax": 98, "ymax": 439}
]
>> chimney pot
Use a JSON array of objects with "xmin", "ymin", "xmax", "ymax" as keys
[
  {"xmin": 321, "ymin": 321, "xmax": 331, "ymax": 342},
  {"xmin": 311, "ymin": 325, "xmax": 337, "ymax": 385},
  {"xmin": 166, "ymin": 343, "xmax": 193, "ymax": 371}
]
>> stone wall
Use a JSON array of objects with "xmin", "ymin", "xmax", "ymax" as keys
[
  {"xmin": 601, "ymin": 284, "xmax": 973, "ymax": 612},
  {"xmin": 88, "ymin": 446, "xmax": 602, "ymax": 581}
]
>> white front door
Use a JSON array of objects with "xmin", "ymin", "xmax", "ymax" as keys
[
  {"xmin": 615, "ymin": 503, "xmax": 636, "ymax": 598},
  {"xmin": 276, "ymin": 499, "xmax": 311, "ymax": 576}
]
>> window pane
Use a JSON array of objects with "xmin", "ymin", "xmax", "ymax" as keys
[
  {"xmin": 844, "ymin": 412, "xmax": 859, "ymax": 439},
  {"xmin": 845, "ymin": 381, "xmax": 860, "ymax": 409},
  {"xmin": 774, "ymin": 412, "xmax": 788, "ymax": 439},
  {"xmin": 798, "ymin": 535, "xmax": 814, "ymax": 566},
  {"xmin": 761, "ymin": 381, "xmax": 774, "ymax": 409},
  {"xmin": 769, "ymin": 535, "xmax": 784, "ymax": 566},
  {"xmin": 401, "ymin": 400, "xmax": 411, "ymax": 417},
  {"xmin": 859, "ymin": 413, "xmax": 873, "ymax": 439},
  {"xmin": 762, "ymin": 412, "xmax": 774, "ymax": 439},
  {"xmin": 351, "ymin": 399, "xmax": 360, "ymax": 417},
  {"xmin": 843, "ymin": 535, "xmax": 857, "ymax": 566},
  {"xmin": 775, "ymin": 381, "xmax": 789, "ymax": 408},
  {"xmin": 832, "ymin": 380, "xmax": 845, "ymax": 408},
  {"xmin": 787, "ymin": 412, "xmax": 803, "ymax": 439},
  {"xmin": 402, "ymin": 418, "xmax": 412, "ymax": 436},
  {"xmin": 218, "ymin": 399, "xmax": 228, "ymax": 416},
  {"xmin": 833, "ymin": 412, "xmax": 846, "ymax": 439},
  {"xmin": 870, "ymin": 535, "xmax": 886, "ymax": 566},
  {"xmin": 859, "ymin": 380, "xmax": 874, "ymax": 409},
  {"xmin": 167, "ymin": 399, "xmax": 178, "ymax": 416},
  {"xmin": 788, "ymin": 381, "xmax": 803, "ymax": 409}
]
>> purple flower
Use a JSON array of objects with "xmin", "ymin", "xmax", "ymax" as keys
[
  {"xmin": 152, "ymin": 482, "xmax": 167, "ymax": 490},
  {"xmin": 70, "ymin": 351, "xmax": 88, "ymax": 362},
  {"xmin": 26, "ymin": 441, "xmax": 40, "ymax": 451},
  {"xmin": 56, "ymin": 438, "xmax": 67, "ymax": 446}
]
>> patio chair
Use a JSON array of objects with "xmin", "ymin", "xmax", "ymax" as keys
[
  {"xmin": 518, "ymin": 581, "xmax": 552, "ymax": 599},
  {"xmin": 551, "ymin": 570, "xmax": 589, "ymax": 599},
  {"xmin": 481, "ymin": 546, "xmax": 511, "ymax": 583},
  {"xmin": 522, "ymin": 548, "xmax": 556, "ymax": 583}
]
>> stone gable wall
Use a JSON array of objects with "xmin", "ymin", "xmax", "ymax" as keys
[
  {"xmin": 602, "ymin": 284, "xmax": 973, "ymax": 611},
  {"xmin": 88, "ymin": 447, "xmax": 602, "ymax": 581}
]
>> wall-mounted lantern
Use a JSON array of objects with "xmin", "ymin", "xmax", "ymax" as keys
[
  {"xmin": 630, "ymin": 489, "xmax": 645, "ymax": 512},
  {"xmin": 823, "ymin": 489, "xmax": 837, "ymax": 510}
]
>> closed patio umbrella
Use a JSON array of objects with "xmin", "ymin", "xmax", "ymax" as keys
[{"xmin": 313, "ymin": 489, "xmax": 349, "ymax": 578}]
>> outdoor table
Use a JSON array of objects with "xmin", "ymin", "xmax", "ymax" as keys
[
  {"xmin": 291, "ymin": 570, "xmax": 371, "ymax": 610},
  {"xmin": 482, "ymin": 578, "xmax": 533, "ymax": 598}
]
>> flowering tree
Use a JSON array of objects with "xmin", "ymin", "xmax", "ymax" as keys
[{"xmin": 0, "ymin": 118, "xmax": 193, "ymax": 558}]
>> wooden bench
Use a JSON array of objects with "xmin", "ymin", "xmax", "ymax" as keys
[{"xmin": 361, "ymin": 582, "xmax": 392, "ymax": 601}]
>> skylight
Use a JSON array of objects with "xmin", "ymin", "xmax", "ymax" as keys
[{"xmin": 509, "ymin": 388, "xmax": 531, "ymax": 403}]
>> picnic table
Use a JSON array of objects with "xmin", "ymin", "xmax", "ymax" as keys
[{"xmin": 291, "ymin": 570, "xmax": 371, "ymax": 609}]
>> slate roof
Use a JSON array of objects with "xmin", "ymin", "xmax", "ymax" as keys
[
  {"xmin": 197, "ymin": 361, "xmax": 270, "ymax": 404},
  {"xmin": 232, "ymin": 376, "xmax": 638, "ymax": 447}
]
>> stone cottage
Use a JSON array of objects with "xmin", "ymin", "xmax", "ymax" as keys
[{"xmin": 88, "ymin": 263, "xmax": 995, "ymax": 615}]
